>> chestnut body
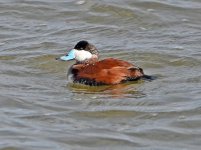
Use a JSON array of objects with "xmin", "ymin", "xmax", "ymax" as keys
[{"xmin": 70, "ymin": 58, "xmax": 144, "ymax": 86}]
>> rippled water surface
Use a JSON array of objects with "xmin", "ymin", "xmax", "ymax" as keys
[{"xmin": 1, "ymin": 0, "xmax": 201, "ymax": 149}]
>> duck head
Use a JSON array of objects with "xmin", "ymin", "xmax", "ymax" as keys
[{"xmin": 59, "ymin": 41, "xmax": 99, "ymax": 63}]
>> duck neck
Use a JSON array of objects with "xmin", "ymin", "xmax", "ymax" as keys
[{"xmin": 76, "ymin": 54, "xmax": 98, "ymax": 65}]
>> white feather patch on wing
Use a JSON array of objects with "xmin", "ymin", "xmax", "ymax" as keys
[{"xmin": 74, "ymin": 50, "xmax": 92, "ymax": 62}]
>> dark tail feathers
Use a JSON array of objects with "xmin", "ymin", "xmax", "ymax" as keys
[
  {"xmin": 129, "ymin": 67, "xmax": 157, "ymax": 81},
  {"xmin": 142, "ymin": 74, "xmax": 157, "ymax": 81}
]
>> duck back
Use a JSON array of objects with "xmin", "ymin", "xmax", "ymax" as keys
[{"xmin": 71, "ymin": 58, "xmax": 144, "ymax": 85}]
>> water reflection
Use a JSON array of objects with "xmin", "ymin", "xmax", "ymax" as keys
[{"xmin": 68, "ymin": 81, "xmax": 146, "ymax": 98}]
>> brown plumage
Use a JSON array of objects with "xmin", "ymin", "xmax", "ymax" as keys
[{"xmin": 71, "ymin": 58, "xmax": 144, "ymax": 85}]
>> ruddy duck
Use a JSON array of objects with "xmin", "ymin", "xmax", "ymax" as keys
[{"xmin": 58, "ymin": 41, "xmax": 152, "ymax": 86}]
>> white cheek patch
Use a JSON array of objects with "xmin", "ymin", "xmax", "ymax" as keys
[{"xmin": 74, "ymin": 50, "xmax": 92, "ymax": 62}]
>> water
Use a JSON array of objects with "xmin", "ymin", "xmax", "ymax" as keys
[{"xmin": 0, "ymin": 0, "xmax": 201, "ymax": 149}]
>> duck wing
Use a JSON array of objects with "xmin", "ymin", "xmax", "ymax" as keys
[{"xmin": 72, "ymin": 58, "xmax": 144, "ymax": 85}]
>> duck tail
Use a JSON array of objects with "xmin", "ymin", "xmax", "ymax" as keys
[
  {"xmin": 128, "ymin": 67, "xmax": 157, "ymax": 81},
  {"xmin": 135, "ymin": 67, "xmax": 157, "ymax": 81},
  {"xmin": 142, "ymin": 74, "xmax": 157, "ymax": 81}
]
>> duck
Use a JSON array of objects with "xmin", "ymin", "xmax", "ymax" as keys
[{"xmin": 58, "ymin": 40, "xmax": 152, "ymax": 86}]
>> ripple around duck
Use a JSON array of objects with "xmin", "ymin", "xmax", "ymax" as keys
[{"xmin": 1, "ymin": 0, "xmax": 201, "ymax": 149}]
